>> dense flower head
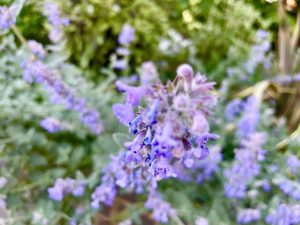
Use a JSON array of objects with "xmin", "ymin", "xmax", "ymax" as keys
[
  {"xmin": 266, "ymin": 204, "xmax": 300, "ymax": 225},
  {"xmin": 224, "ymin": 132, "xmax": 266, "ymax": 198},
  {"xmin": 0, "ymin": 4, "xmax": 17, "ymax": 30},
  {"xmin": 48, "ymin": 178, "xmax": 84, "ymax": 201},
  {"xmin": 40, "ymin": 117, "xmax": 67, "ymax": 133},
  {"xmin": 21, "ymin": 42, "xmax": 103, "ymax": 134},
  {"xmin": 118, "ymin": 24, "xmax": 135, "ymax": 46},
  {"xmin": 113, "ymin": 63, "xmax": 218, "ymax": 180},
  {"xmin": 237, "ymin": 208, "xmax": 261, "ymax": 224}
]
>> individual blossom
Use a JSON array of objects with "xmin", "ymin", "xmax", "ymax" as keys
[
  {"xmin": 118, "ymin": 219, "xmax": 132, "ymax": 225},
  {"xmin": 224, "ymin": 133, "xmax": 266, "ymax": 198},
  {"xmin": 195, "ymin": 217, "xmax": 209, "ymax": 225},
  {"xmin": 28, "ymin": 40, "xmax": 46, "ymax": 58},
  {"xmin": 40, "ymin": 117, "xmax": 68, "ymax": 133},
  {"xmin": 48, "ymin": 177, "xmax": 84, "ymax": 202},
  {"xmin": 145, "ymin": 191, "xmax": 177, "ymax": 223},
  {"xmin": 140, "ymin": 61, "xmax": 158, "ymax": 84},
  {"xmin": 43, "ymin": 2, "xmax": 70, "ymax": 43},
  {"xmin": 237, "ymin": 208, "xmax": 261, "ymax": 224},
  {"xmin": 224, "ymin": 99, "xmax": 244, "ymax": 121},
  {"xmin": 0, "ymin": 4, "xmax": 17, "ymax": 30},
  {"xmin": 118, "ymin": 24, "xmax": 135, "ymax": 46},
  {"xmin": 287, "ymin": 154, "xmax": 300, "ymax": 174},
  {"xmin": 266, "ymin": 204, "xmax": 300, "ymax": 225}
]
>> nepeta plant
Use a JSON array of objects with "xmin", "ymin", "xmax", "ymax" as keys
[{"xmin": 91, "ymin": 64, "xmax": 218, "ymax": 223}]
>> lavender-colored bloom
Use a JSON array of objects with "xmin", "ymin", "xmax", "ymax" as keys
[
  {"xmin": 118, "ymin": 24, "xmax": 135, "ymax": 46},
  {"xmin": 195, "ymin": 217, "xmax": 209, "ymax": 225},
  {"xmin": 115, "ymin": 64, "xmax": 217, "ymax": 180},
  {"xmin": 116, "ymin": 47, "xmax": 130, "ymax": 56},
  {"xmin": 287, "ymin": 154, "xmax": 300, "ymax": 174},
  {"xmin": 112, "ymin": 103, "xmax": 134, "ymax": 126},
  {"xmin": 237, "ymin": 209, "xmax": 261, "ymax": 224},
  {"xmin": 244, "ymin": 30, "xmax": 272, "ymax": 74},
  {"xmin": 48, "ymin": 178, "xmax": 84, "ymax": 201},
  {"xmin": 266, "ymin": 204, "xmax": 300, "ymax": 225},
  {"xmin": 224, "ymin": 99, "xmax": 243, "ymax": 121},
  {"xmin": 28, "ymin": 40, "xmax": 46, "ymax": 58},
  {"xmin": 22, "ymin": 45, "xmax": 103, "ymax": 134},
  {"xmin": 43, "ymin": 2, "xmax": 69, "ymax": 43},
  {"xmin": 140, "ymin": 61, "xmax": 158, "ymax": 84},
  {"xmin": 115, "ymin": 80, "xmax": 147, "ymax": 106},
  {"xmin": 224, "ymin": 133, "xmax": 266, "ymax": 198},
  {"xmin": 0, "ymin": 4, "xmax": 17, "ymax": 30},
  {"xmin": 237, "ymin": 96, "xmax": 260, "ymax": 138},
  {"xmin": 145, "ymin": 191, "xmax": 177, "ymax": 223},
  {"xmin": 113, "ymin": 59, "xmax": 128, "ymax": 70},
  {"xmin": 40, "ymin": 117, "xmax": 66, "ymax": 133},
  {"xmin": 277, "ymin": 178, "xmax": 300, "ymax": 201}
]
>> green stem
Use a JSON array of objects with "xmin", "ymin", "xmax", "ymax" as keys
[{"xmin": 11, "ymin": 25, "xmax": 27, "ymax": 46}]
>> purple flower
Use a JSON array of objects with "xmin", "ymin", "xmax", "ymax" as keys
[
  {"xmin": 266, "ymin": 204, "xmax": 300, "ymax": 225},
  {"xmin": 224, "ymin": 99, "xmax": 243, "ymax": 121},
  {"xmin": 22, "ymin": 44, "xmax": 104, "ymax": 134},
  {"xmin": 237, "ymin": 209, "xmax": 261, "ymax": 224},
  {"xmin": 195, "ymin": 217, "xmax": 209, "ymax": 225},
  {"xmin": 244, "ymin": 30, "xmax": 271, "ymax": 74},
  {"xmin": 140, "ymin": 61, "xmax": 158, "ymax": 84},
  {"xmin": 237, "ymin": 96, "xmax": 260, "ymax": 138},
  {"xmin": 112, "ymin": 103, "xmax": 134, "ymax": 126},
  {"xmin": 145, "ymin": 191, "xmax": 177, "ymax": 223},
  {"xmin": 113, "ymin": 59, "xmax": 128, "ymax": 70},
  {"xmin": 40, "ymin": 117, "xmax": 67, "ymax": 133},
  {"xmin": 277, "ymin": 179, "xmax": 300, "ymax": 201},
  {"xmin": 48, "ymin": 178, "xmax": 84, "ymax": 202},
  {"xmin": 43, "ymin": 3, "xmax": 69, "ymax": 43},
  {"xmin": 118, "ymin": 24, "xmax": 135, "ymax": 46},
  {"xmin": 0, "ymin": 4, "xmax": 17, "ymax": 30},
  {"xmin": 28, "ymin": 40, "xmax": 46, "ymax": 59},
  {"xmin": 224, "ymin": 133, "xmax": 266, "ymax": 198},
  {"xmin": 287, "ymin": 154, "xmax": 300, "ymax": 174}
]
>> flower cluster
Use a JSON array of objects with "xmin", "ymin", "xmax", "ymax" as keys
[
  {"xmin": 174, "ymin": 145, "xmax": 222, "ymax": 184},
  {"xmin": 236, "ymin": 96, "xmax": 260, "ymax": 138},
  {"xmin": 113, "ymin": 64, "xmax": 218, "ymax": 180},
  {"xmin": 40, "ymin": 117, "xmax": 68, "ymax": 133},
  {"xmin": 224, "ymin": 132, "xmax": 266, "ymax": 198},
  {"xmin": 43, "ymin": 2, "xmax": 70, "ymax": 43},
  {"xmin": 22, "ymin": 40, "xmax": 103, "ymax": 134},
  {"xmin": 244, "ymin": 29, "xmax": 272, "ymax": 74},
  {"xmin": 91, "ymin": 151, "xmax": 156, "ymax": 208},
  {"xmin": 266, "ymin": 204, "xmax": 300, "ymax": 225},
  {"xmin": 237, "ymin": 208, "xmax": 261, "ymax": 224},
  {"xmin": 0, "ymin": 3, "xmax": 17, "ymax": 30},
  {"xmin": 145, "ymin": 190, "xmax": 177, "ymax": 223},
  {"xmin": 113, "ymin": 24, "xmax": 135, "ymax": 70},
  {"xmin": 48, "ymin": 178, "xmax": 84, "ymax": 202}
]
